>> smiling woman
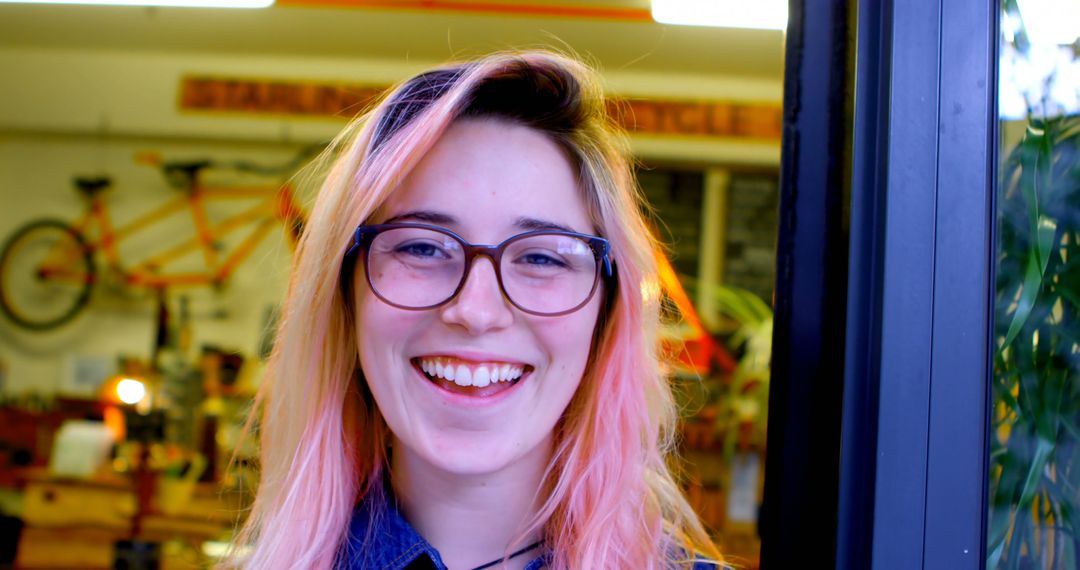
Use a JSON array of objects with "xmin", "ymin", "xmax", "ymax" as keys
[{"xmin": 229, "ymin": 50, "xmax": 725, "ymax": 569}]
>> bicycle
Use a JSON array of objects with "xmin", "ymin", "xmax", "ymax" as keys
[{"xmin": 0, "ymin": 151, "xmax": 315, "ymax": 331}]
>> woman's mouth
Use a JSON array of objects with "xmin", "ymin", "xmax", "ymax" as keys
[{"xmin": 411, "ymin": 356, "xmax": 532, "ymax": 398}]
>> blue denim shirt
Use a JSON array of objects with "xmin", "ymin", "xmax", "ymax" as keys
[
  {"xmin": 336, "ymin": 488, "xmax": 547, "ymax": 570},
  {"xmin": 335, "ymin": 487, "xmax": 726, "ymax": 570}
]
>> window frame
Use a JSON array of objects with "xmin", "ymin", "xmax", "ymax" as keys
[
  {"xmin": 758, "ymin": 0, "xmax": 853, "ymax": 567},
  {"xmin": 833, "ymin": 0, "xmax": 998, "ymax": 568}
]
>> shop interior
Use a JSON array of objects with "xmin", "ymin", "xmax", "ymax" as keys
[{"xmin": 0, "ymin": 2, "xmax": 785, "ymax": 567}]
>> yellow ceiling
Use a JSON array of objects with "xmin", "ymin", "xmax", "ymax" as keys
[{"xmin": 0, "ymin": 1, "xmax": 784, "ymax": 78}]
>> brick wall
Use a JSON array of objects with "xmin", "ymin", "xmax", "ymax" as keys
[
  {"xmin": 636, "ymin": 168, "xmax": 778, "ymax": 305},
  {"xmin": 637, "ymin": 168, "xmax": 705, "ymax": 298},
  {"xmin": 724, "ymin": 174, "xmax": 778, "ymax": 302}
]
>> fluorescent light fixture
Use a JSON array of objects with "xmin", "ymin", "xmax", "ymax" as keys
[
  {"xmin": 0, "ymin": 0, "xmax": 273, "ymax": 7},
  {"xmin": 1016, "ymin": 0, "xmax": 1080, "ymax": 44},
  {"xmin": 652, "ymin": 0, "xmax": 787, "ymax": 30}
]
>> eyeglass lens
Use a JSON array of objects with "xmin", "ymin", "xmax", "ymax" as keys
[{"xmin": 365, "ymin": 227, "xmax": 598, "ymax": 314}]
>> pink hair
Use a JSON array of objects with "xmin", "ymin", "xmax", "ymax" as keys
[{"xmin": 228, "ymin": 50, "xmax": 722, "ymax": 569}]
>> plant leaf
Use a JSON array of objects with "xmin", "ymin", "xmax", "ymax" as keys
[
  {"xmin": 1035, "ymin": 215, "xmax": 1057, "ymax": 276},
  {"xmin": 1018, "ymin": 436, "xmax": 1055, "ymax": 509},
  {"xmin": 1059, "ymin": 277, "xmax": 1080, "ymax": 312},
  {"xmin": 1062, "ymin": 416, "xmax": 1080, "ymax": 444},
  {"xmin": 1004, "ymin": 254, "xmax": 1044, "ymax": 346},
  {"xmin": 987, "ymin": 504, "xmax": 1012, "ymax": 569}
]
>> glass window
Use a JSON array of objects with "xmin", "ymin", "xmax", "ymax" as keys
[
  {"xmin": 638, "ymin": 166, "xmax": 778, "ymax": 568},
  {"xmin": 987, "ymin": 1, "xmax": 1080, "ymax": 567}
]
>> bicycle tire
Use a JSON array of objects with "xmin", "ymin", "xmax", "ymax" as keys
[{"xmin": 0, "ymin": 219, "xmax": 95, "ymax": 331}]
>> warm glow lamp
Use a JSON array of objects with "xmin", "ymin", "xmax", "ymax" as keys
[
  {"xmin": 0, "ymin": 0, "xmax": 273, "ymax": 7},
  {"xmin": 100, "ymin": 373, "xmax": 150, "ymax": 407},
  {"xmin": 116, "ymin": 378, "xmax": 147, "ymax": 405},
  {"xmin": 651, "ymin": 0, "xmax": 788, "ymax": 30}
]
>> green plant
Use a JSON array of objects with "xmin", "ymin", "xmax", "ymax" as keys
[
  {"xmin": 709, "ymin": 285, "xmax": 773, "ymax": 459},
  {"xmin": 988, "ymin": 114, "xmax": 1080, "ymax": 569}
]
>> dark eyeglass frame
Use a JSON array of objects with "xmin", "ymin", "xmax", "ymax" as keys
[{"xmin": 342, "ymin": 222, "xmax": 615, "ymax": 317}]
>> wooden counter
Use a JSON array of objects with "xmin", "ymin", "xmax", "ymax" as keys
[{"xmin": 14, "ymin": 469, "xmax": 238, "ymax": 569}]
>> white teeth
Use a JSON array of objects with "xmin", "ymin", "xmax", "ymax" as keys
[
  {"xmin": 456, "ymin": 365, "xmax": 472, "ymax": 387},
  {"xmin": 416, "ymin": 357, "xmax": 527, "ymax": 386},
  {"xmin": 473, "ymin": 366, "xmax": 491, "ymax": 388}
]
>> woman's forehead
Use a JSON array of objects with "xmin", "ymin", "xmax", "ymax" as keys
[{"xmin": 376, "ymin": 119, "xmax": 594, "ymax": 237}]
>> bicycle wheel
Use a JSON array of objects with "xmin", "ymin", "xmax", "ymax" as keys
[{"xmin": 0, "ymin": 219, "xmax": 95, "ymax": 331}]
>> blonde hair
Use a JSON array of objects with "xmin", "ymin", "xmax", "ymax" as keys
[{"xmin": 231, "ymin": 50, "xmax": 722, "ymax": 569}]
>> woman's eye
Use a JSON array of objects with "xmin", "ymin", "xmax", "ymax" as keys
[
  {"xmin": 397, "ymin": 242, "xmax": 447, "ymax": 258},
  {"xmin": 519, "ymin": 253, "xmax": 566, "ymax": 267}
]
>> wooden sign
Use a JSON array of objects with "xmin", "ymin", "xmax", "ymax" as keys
[
  {"xmin": 607, "ymin": 99, "xmax": 782, "ymax": 140},
  {"xmin": 179, "ymin": 76, "xmax": 782, "ymax": 140},
  {"xmin": 179, "ymin": 76, "xmax": 384, "ymax": 118}
]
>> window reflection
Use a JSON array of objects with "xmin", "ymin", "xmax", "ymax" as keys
[{"xmin": 987, "ymin": 1, "xmax": 1080, "ymax": 568}]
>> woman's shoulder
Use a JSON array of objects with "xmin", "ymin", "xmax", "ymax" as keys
[
  {"xmin": 685, "ymin": 555, "xmax": 734, "ymax": 570},
  {"xmin": 661, "ymin": 544, "xmax": 732, "ymax": 570},
  {"xmin": 652, "ymin": 551, "xmax": 730, "ymax": 570}
]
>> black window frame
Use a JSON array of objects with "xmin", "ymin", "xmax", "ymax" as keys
[
  {"xmin": 762, "ymin": 0, "xmax": 998, "ymax": 568},
  {"xmin": 759, "ymin": 0, "xmax": 852, "ymax": 567},
  {"xmin": 834, "ymin": 0, "xmax": 998, "ymax": 568}
]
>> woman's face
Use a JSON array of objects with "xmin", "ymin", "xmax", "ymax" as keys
[{"xmin": 354, "ymin": 118, "xmax": 603, "ymax": 477}]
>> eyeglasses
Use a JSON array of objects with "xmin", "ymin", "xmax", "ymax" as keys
[{"xmin": 343, "ymin": 223, "xmax": 614, "ymax": 316}]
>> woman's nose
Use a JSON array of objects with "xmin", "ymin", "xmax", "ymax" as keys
[{"xmin": 438, "ymin": 257, "xmax": 514, "ymax": 333}]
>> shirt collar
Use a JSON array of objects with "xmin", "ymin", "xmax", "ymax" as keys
[
  {"xmin": 338, "ymin": 482, "xmax": 549, "ymax": 570},
  {"xmin": 339, "ymin": 483, "xmax": 446, "ymax": 570}
]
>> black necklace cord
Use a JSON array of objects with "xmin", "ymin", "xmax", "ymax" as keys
[{"xmin": 469, "ymin": 540, "xmax": 545, "ymax": 570}]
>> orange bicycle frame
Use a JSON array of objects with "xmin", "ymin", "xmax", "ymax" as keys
[{"xmin": 69, "ymin": 178, "xmax": 305, "ymax": 289}]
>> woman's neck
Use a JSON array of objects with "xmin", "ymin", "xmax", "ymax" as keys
[{"xmin": 390, "ymin": 436, "xmax": 551, "ymax": 570}]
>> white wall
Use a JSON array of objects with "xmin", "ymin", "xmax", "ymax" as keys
[
  {"xmin": 0, "ymin": 46, "xmax": 780, "ymax": 396},
  {"xmin": 0, "ymin": 47, "xmax": 782, "ymax": 142},
  {"xmin": 0, "ymin": 133, "xmax": 302, "ymax": 395}
]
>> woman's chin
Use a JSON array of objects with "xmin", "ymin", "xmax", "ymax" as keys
[
  {"xmin": 396, "ymin": 428, "xmax": 554, "ymax": 479},
  {"xmin": 418, "ymin": 440, "xmax": 522, "ymax": 477}
]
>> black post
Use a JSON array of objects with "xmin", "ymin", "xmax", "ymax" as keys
[{"xmin": 759, "ymin": 0, "xmax": 853, "ymax": 567}]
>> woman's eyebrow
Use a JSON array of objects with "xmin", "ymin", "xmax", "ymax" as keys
[
  {"xmin": 514, "ymin": 216, "xmax": 578, "ymax": 234},
  {"xmin": 383, "ymin": 212, "xmax": 579, "ymax": 234},
  {"xmin": 382, "ymin": 210, "xmax": 456, "ymax": 225}
]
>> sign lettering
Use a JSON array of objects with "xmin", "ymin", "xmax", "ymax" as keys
[{"xmin": 180, "ymin": 76, "xmax": 781, "ymax": 140}]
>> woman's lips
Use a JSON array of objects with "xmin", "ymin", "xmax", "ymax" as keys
[{"xmin": 410, "ymin": 356, "xmax": 532, "ymax": 398}]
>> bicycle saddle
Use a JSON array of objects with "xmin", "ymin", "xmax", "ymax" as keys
[
  {"xmin": 74, "ymin": 176, "xmax": 111, "ymax": 195},
  {"xmin": 164, "ymin": 160, "xmax": 212, "ymax": 177},
  {"xmin": 162, "ymin": 160, "xmax": 212, "ymax": 189}
]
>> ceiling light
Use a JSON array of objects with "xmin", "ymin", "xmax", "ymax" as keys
[
  {"xmin": 652, "ymin": 0, "xmax": 787, "ymax": 30},
  {"xmin": 0, "ymin": 0, "xmax": 273, "ymax": 7}
]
